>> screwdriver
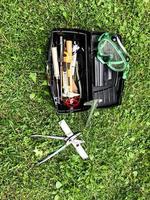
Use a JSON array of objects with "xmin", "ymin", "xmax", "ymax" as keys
[{"xmin": 52, "ymin": 47, "xmax": 60, "ymax": 103}]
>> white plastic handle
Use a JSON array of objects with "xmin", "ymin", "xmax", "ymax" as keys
[
  {"xmin": 59, "ymin": 120, "xmax": 73, "ymax": 137},
  {"xmin": 52, "ymin": 47, "xmax": 59, "ymax": 78}
]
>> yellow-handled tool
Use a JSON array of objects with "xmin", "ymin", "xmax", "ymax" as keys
[{"xmin": 63, "ymin": 40, "xmax": 77, "ymax": 94}]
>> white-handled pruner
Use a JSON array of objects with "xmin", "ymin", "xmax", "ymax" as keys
[{"xmin": 31, "ymin": 120, "xmax": 88, "ymax": 165}]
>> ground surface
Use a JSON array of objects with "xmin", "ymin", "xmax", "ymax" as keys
[{"xmin": 1, "ymin": 1, "xmax": 149, "ymax": 200}]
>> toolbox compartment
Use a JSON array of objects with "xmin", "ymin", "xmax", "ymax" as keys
[{"xmin": 47, "ymin": 29, "xmax": 124, "ymax": 113}]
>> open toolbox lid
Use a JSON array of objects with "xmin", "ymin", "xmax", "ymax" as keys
[{"xmin": 46, "ymin": 28, "xmax": 125, "ymax": 113}]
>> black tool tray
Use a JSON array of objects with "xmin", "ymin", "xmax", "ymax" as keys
[{"xmin": 47, "ymin": 28, "xmax": 124, "ymax": 113}]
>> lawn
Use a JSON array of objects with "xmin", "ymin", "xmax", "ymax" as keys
[{"xmin": 0, "ymin": 0, "xmax": 149, "ymax": 200}]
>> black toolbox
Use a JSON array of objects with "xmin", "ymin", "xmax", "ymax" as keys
[{"xmin": 46, "ymin": 29, "xmax": 124, "ymax": 113}]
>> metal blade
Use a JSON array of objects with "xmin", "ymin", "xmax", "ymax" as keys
[
  {"xmin": 85, "ymin": 99, "xmax": 99, "ymax": 128},
  {"xmin": 99, "ymin": 61, "xmax": 104, "ymax": 86},
  {"xmin": 37, "ymin": 143, "xmax": 68, "ymax": 165},
  {"xmin": 108, "ymin": 68, "xmax": 112, "ymax": 80},
  {"xmin": 31, "ymin": 135, "xmax": 66, "ymax": 140}
]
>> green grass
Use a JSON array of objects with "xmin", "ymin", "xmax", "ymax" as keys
[{"xmin": 1, "ymin": 0, "xmax": 149, "ymax": 199}]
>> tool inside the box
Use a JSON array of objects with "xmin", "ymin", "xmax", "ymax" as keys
[{"xmin": 51, "ymin": 35, "xmax": 83, "ymax": 111}]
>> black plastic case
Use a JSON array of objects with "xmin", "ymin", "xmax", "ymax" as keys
[{"xmin": 46, "ymin": 28, "xmax": 124, "ymax": 113}]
